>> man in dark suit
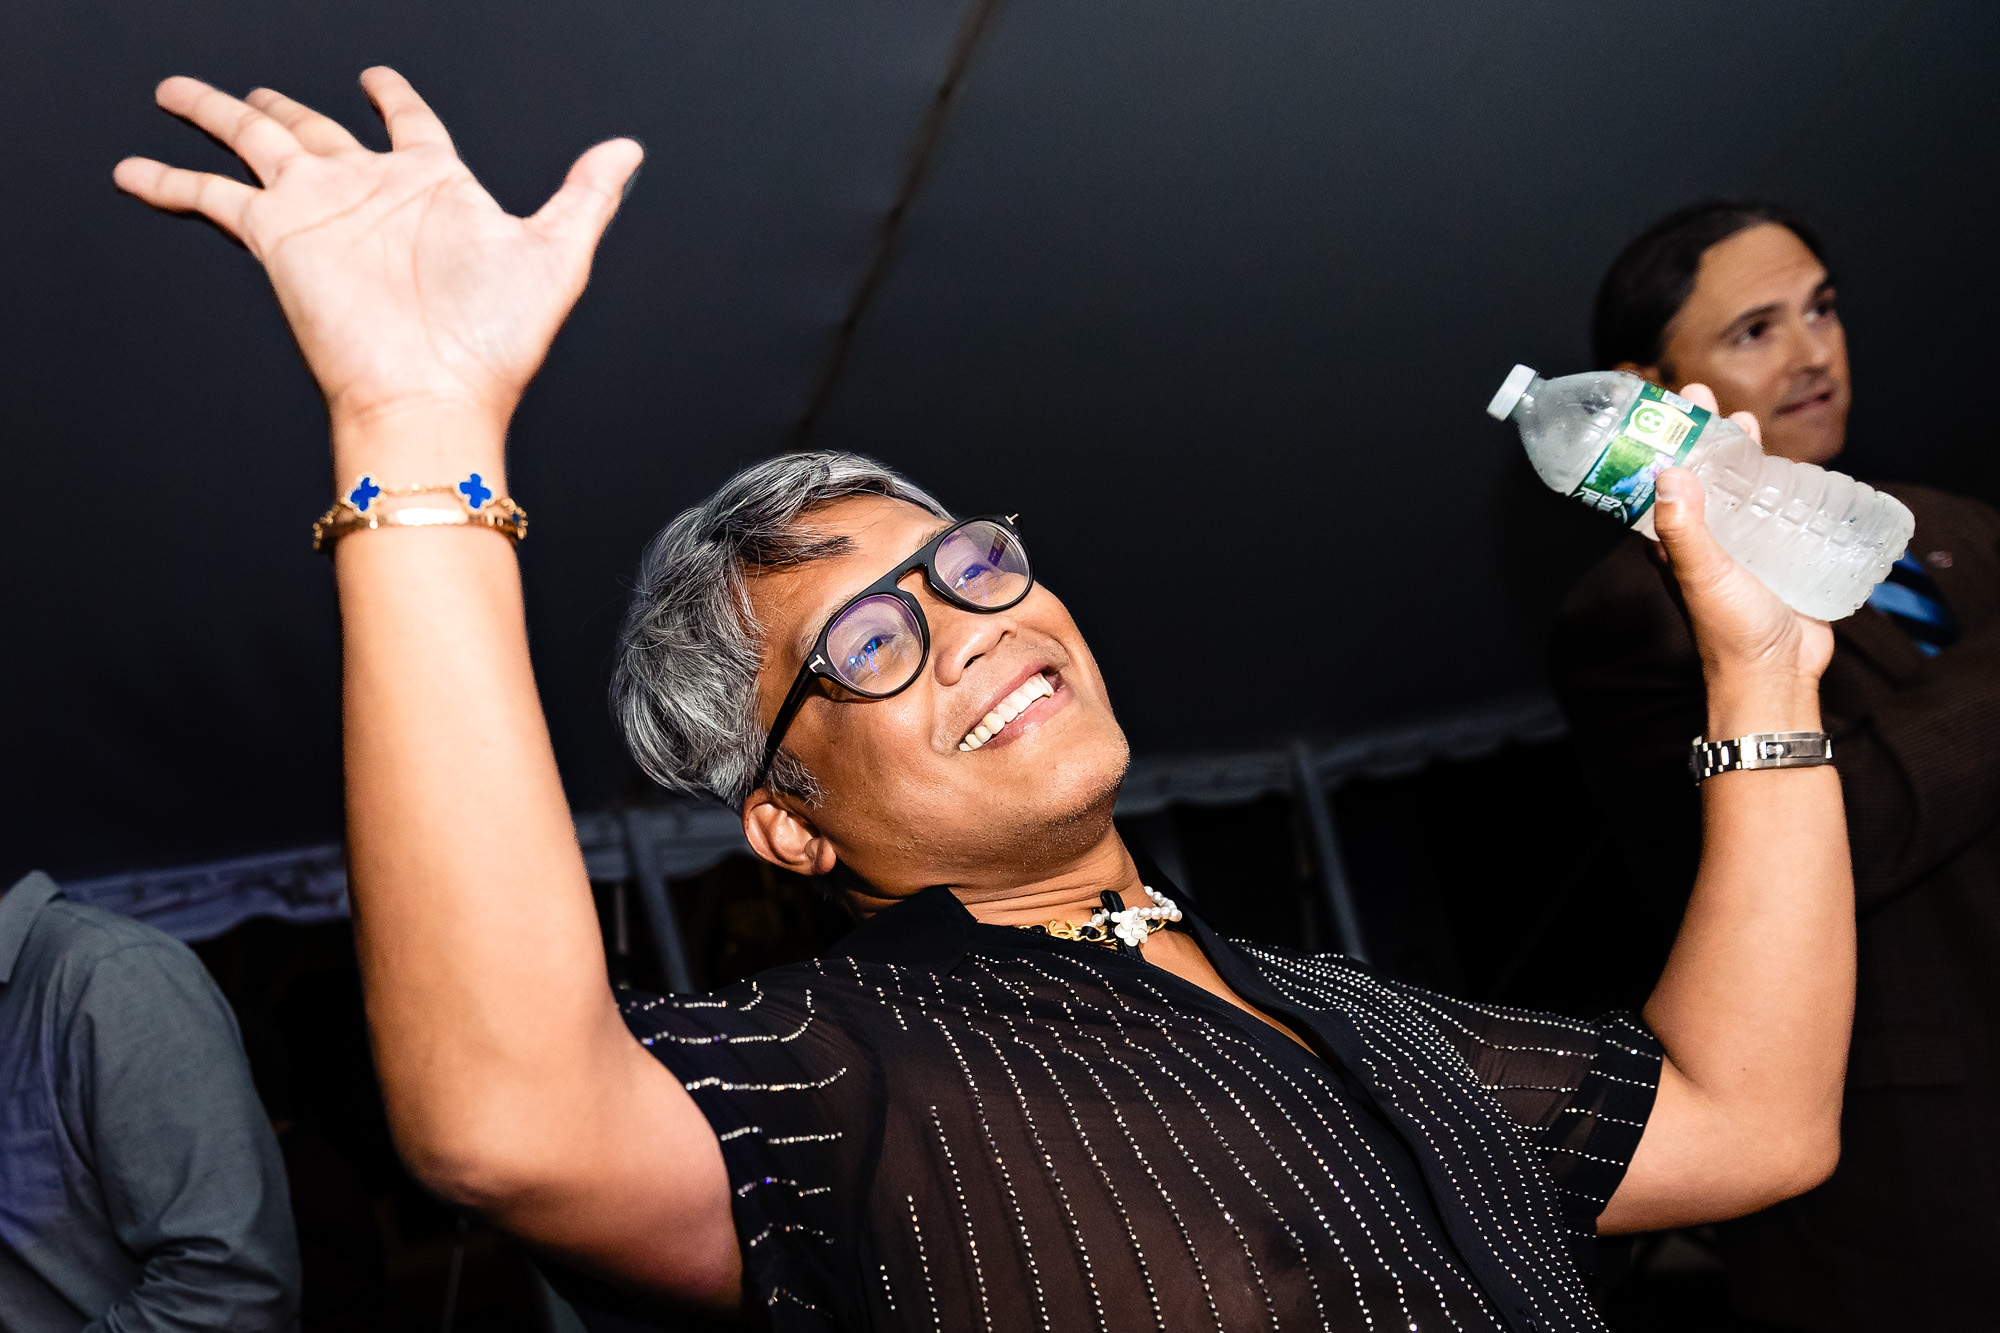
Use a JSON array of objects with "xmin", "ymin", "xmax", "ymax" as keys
[{"xmin": 1550, "ymin": 200, "xmax": 2000, "ymax": 1329}]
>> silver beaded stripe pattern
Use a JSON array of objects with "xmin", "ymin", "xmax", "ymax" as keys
[
  {"xmin": 1286, "ymin": 955, "xmax": 1660, "ymax": 1253},
  {"xmin": 624, "ymin": 941, "xmax": 1641, "ymax": 1332},
  {"xmin": 877, "ymin": 951, "xmax": 1511, "ymax": 1332},
  {"xmin": 623, "ymin": 983, "xmax": 852, "ymax": 1327},
  {"xmin": 926, "ymin": 1106, "xmax": 993, "ymax": 1332},
  {"xmin": 1097, "ymin": 946, "xmax": 1631, "ymax": 1331},
  {"xmin": 956, "ymin": 960, "xmax": 1236, "ymax": 1332},
  {"xmin": 1247, "ymin": 948, "xmax": 1643, "ymax": 1330},
  {"xmin": 905, "ymin": 955, "xmax": 1293, "ymax": 1332},
  {"xmin": 908, "ymin": 975, "xmax": 1050, "ymax": 1331},
  {"xmin": 1252, "ymin": 955, "xmax": 1578, "ymax": 1311},
  {"xmin": 1386, "ymin": 989, "xmax": 1657, "ymax": 1240},
  {"xmin": 1096, "ymin": 960, "xmax": 1478, "ymax": 1329},
  {"xmin": 980, "ymin": 955, "xmax": 1359, "ymax": 1321},
  {"xmin": 937, "ymin": 960, "xmax": 1265, "ymax": 1331},
  {"xmin": 995, "ymin": 962, "xmax": 1402, "ymax": 1330},
  {"xmin": 1004, "ymin": 952, "xmax": 1479, "ymax": 1332}
]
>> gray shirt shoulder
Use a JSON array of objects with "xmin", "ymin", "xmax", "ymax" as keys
[{"xmin": 0, "ymin": 874, "xmax": 301, "ymax": 1333}]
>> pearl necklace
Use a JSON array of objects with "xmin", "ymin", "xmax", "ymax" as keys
[{"xmin": 1030, "ymin": 886, "xmax": 1184, "ymax": 951}]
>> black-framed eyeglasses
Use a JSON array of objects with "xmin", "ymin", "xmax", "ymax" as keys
[{"xmin": 752, "ymin": 514, "xmax": 1033, "ymax": 792}]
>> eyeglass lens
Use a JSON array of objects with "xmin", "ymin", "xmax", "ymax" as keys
[
  {"xmin": 820, "ymin": 521, "xmax": 1031, "ymax": 696},
  {"xmin": 824, "ymin": 595, "xmax": 927, "ymax": 696},
  {"xmin": 934, "ymin": 521, "xmax": 1031, "ymax": 608}
]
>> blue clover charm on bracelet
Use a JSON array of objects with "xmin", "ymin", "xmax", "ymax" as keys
[{"xmin": 313, "ymin": 473, "xmax": 529, "ymax": 553}]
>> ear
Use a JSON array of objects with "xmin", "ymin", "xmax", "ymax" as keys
[
  {"xmin": 742, "ymin": 789, "xmax": 838, "ymax": 877},
  {"xmin": 1614, "ymin": 359, "xmax": 1663, "ymax": 384}
]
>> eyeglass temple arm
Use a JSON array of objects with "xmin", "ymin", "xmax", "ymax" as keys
[{"xmin": 751, "ymin": 656, "xmax": 826, "ymax": 793}]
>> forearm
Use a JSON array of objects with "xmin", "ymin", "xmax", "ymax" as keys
[
  {"xmin": 334, "ymin": 412, "xmax": 631, "ymax": 1190},
  {"xmin": 334, "ymin": 417, "xmax": 740, "ymax": 1297},
  {"xmin": 1643, "ymin": 671, "xmax": 1853, "ymax": 1164}
]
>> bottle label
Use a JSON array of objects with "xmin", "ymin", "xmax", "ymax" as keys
[{"xmin": 1572, "ymin": 383, "xmax": 1711, "ymax": 525}]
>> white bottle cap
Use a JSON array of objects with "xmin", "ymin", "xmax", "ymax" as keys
[{"xmin": 1486, "ymin": 364, "xmax": 1537, "ymax": 421}]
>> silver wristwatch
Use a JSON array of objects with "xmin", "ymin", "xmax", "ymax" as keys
[{"xmin": 1688, "ymin": 731, "xmax": 1833, "ymax": 783}]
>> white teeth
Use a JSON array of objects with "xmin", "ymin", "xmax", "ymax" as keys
[{"xmin": 958, "ymin": 672, "xmax": 1057, "ymax": 751}]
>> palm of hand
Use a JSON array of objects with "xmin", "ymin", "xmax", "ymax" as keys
[
  {"xmin": 1655, "ymin": 386, "xmax": 1836, "ymax": 689},
  {"xmin": 115, "ymin": 69, "xmax": 642, "ymax": 432},
  {"xmin": 254, "ymin": 150, "xmax": 577, "ymax": 424},
  {"xmin": 1684, "ymin": 544, "xmax": 1836, "ymax": 681}
]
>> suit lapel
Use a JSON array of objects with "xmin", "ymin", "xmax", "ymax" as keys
[{"xmin": 1836, "ymin": 482, "xmax": 1978, "ymax": 683}]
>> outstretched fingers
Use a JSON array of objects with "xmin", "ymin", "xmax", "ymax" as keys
[
  {"xmin": 529, "ymin": 138, "xmax": 645, "ymax": 252},
  {"xmin": 246, "ymin": 87, "xmax": 364, "ymax": 155},
  {"xmin": 359, "ymin": 67, "xmax": 455, "ymax": 152},
  {"xmin": 112, "ymin": 156, "xmax": 257, "ymax": 236},
  {"xmin": 153, "ymin": 76, "xmax": 304, "ymax": 184}
]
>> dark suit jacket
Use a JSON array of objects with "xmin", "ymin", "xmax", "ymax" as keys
[{"xmin": 1549, "ymin": 482, "xmax": 2000, "ymax": 1331}]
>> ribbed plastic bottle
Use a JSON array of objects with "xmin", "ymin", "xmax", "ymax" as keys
[{"xmin": 1487, "ymin": 365, "xmax": 1912, "ymax": 621}]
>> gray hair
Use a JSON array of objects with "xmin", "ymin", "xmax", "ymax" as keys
[{"xmin": 612, "ymin": 452, "xmax": 952, "ymax": 808}]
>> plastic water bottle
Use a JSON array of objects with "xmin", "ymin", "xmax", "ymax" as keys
[{"xmin": 1487, "ymin": 365, "xmax": 1912, "ymax": 621}]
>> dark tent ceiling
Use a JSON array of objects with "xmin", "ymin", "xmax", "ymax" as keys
[{"xmin": 4, "ymin": 0, "xmax": 1996, "ymax": 881}]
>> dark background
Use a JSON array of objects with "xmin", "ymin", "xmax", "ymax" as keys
[{"xmin": 5, "ymin": 0, "xmax": 1998, "ymax": 882}]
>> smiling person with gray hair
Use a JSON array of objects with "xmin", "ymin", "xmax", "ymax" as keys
[
  {"xmin": 613, "ymin": 453, "xmax": 954, "ymax": 810},
  {"xmin": 116, "ymin": 70, "xmax": 1856, "ymax": 1332}
]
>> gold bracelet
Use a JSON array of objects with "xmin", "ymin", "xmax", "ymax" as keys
[{"xmin": 312, "ymin": 473, "xmax": 528, "ymax": 553}]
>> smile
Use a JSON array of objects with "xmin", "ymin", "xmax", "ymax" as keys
[{"xmin": 959, "ymin": 672, "xmax": 1057, "ymax": 751}]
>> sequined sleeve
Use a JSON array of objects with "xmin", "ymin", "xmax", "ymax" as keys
[
  {"xmin": 619, "ymin": 972, "xmax": 875, "ymax": 1329},
  {"xmin": 1384, "ymin": 985, "xmax": 1663, "ymax": 1236}
]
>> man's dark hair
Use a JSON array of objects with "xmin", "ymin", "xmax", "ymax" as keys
[{"xmin": 1591, "ymin": 199, "xmax": 1834, "ymax": 373}]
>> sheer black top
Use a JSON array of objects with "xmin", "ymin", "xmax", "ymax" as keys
[{"xmin": 620, "ymin": 886, "xmax": 1660, "ymax": 1333}]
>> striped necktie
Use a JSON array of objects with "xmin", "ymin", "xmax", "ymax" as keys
[{"xmin": 1867, "ymin": 551, "xmax": 1960, "ymax": 655}]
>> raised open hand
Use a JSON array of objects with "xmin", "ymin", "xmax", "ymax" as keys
[
  {"xmin": 115, "ymin": 69, "xmax": 642, "ymax": 444},
  {"xmin": 1652, "ymin": 385, "xmax": 1835, "ymax": 700}
]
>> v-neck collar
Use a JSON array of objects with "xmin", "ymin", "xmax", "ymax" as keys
[
  {"xmin": 814, "ymin": 872, "xmax": 1571, "ymax": 1331},
  {"xmin": 825, "ymin": 879, "xmax": 1343, "ymax": 1059}
]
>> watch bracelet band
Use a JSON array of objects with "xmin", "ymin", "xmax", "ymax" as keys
[{"xmin": 1688, "ymin": 731, "xmax": 1833, "ymax": 783}]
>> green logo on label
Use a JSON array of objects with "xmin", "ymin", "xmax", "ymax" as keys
[{"xmin": 1571, "ymin": 383, "xmax": 1709, "ymax": 525}]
